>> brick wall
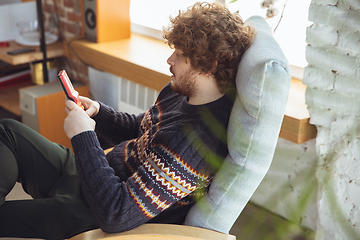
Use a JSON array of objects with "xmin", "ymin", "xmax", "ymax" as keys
[
  {"xmin": 42, "ymin": 0, "xmax": 89, "ymax": 84},
  {"xmin": 304, "ymin": 0, "xmax": 360, "ymax": 239}
]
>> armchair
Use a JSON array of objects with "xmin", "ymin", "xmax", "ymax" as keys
[{"xmin": 70, "ymin": 15, "xmax": 291, "ymax": 240}]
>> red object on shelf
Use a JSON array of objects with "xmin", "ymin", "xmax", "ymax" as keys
[
  {"xmin": 0, "ymin": 70, "xmax": 32, "ymax": 89},
  {"xmin": 0, "ymin": 42, "xmax": 10, "ymax": 47}
]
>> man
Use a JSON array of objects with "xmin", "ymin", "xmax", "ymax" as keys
[{"xmin": 0, "ymin": 2, "xmax": 255, "ymax": 239}]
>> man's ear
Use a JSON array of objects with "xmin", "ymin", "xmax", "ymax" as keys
[{"xmin": 203, "ymin": 61, "xmax": 218, "ymax": 77}]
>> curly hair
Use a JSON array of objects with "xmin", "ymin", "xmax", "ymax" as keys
[{"xmin": 163, "ymin": 2, "xmax": 256, "ymax": 93}]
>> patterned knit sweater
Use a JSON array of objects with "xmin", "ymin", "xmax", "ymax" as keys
[{"xmin": 71, "ymin": 83, "xmax": 233, "ymax": 233}]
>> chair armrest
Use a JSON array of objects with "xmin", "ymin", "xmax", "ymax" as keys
[{"xmin": 69, "ymin": 224, "xmax": 236, "ymax": 240}]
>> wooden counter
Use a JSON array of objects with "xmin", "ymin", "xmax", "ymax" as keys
[
  {"xmin": 64, "ymin": 33, "xmax": 316, "ymax": 144},
  {"xmin": 281, "ymin": 79, "xmax": 317, "ymax": 143},
  {"xmin": 64, "ymin": 34, "xmax": 172, "ymax": 92}
]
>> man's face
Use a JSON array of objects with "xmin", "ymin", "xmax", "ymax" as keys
[{"xmin": 167, "ymin": 49, "xmax": 199, "ymax": 98}]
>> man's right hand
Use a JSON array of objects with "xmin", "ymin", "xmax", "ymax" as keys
[{"xmin": 78, "ymin": 96, "xmax": 100, "ymax": 117}]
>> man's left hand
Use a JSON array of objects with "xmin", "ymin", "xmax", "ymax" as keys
[{"xmin": 64, "ymin": 99, "xmax": 96, "ymax": 139}]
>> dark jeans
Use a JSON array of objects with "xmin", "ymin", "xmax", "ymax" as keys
[{"xmin": 0, "ymin": 119, "xmax": 98, "ymax": 239}]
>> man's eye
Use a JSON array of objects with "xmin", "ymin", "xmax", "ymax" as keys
[{"xmin": 175, "ymin": 51, "xmax": 183, "ymax": 57}]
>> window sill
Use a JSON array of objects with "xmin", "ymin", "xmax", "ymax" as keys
[
  {"xmin": 281, "ymin": 78, "xmax": 317, "ymax": 143},
  {"xmin": 64, "ymin": 33, "xmax": 316, "ymax": 144}
]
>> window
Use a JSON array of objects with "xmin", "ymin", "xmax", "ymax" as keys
[
  {"xmin": 226, "ymin": 0, "xmax": 312, "ymax": 70},
  {"xmin": 130, "ymin": 0, "xmax": 216, "ymax": 31},
  {"xmin": 130, "ymin": 0, "xmax": 312, "ymax": 72},
  {"xmin": 130, "ymin": 0, "xmax": 216, "ymax": 39}
]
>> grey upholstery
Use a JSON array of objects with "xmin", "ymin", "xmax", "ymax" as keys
[{"xmin": 184, "ymin": 16, "xmax": 291, "ymax": 233}]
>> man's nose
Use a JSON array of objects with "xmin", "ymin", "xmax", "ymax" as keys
[{"xmin": 167, "ymin": 52, "xmax": 175, "ymax": 65}]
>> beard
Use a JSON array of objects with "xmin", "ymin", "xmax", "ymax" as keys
[{"xmin": 170, "ymin": 67, "xmax": 198, "ymax": 98}]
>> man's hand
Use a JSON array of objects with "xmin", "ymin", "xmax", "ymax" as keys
[
  {"xmin": 64, "ymin": 98, "xmax": 96, "ymax": 139},
  {"xmin": 78, "ymin": 96, "xmax": 100, "ymax": 117}
]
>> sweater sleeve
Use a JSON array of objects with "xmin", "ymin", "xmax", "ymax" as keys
[
  {"xmin": 93, "ymin": 102, "xmax": 145, "ymax": 145},
  {"xmin": 71, "ymin": 127, "xmax": 216, "ymax": 233},
  {"xmin": 72, "ymin": 131, "xmax": 144, "ymax": 232}
]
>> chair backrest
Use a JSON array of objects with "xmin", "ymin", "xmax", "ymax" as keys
[{"xmin": 184, "ymin": 16, "xmax": 291, "ymax": 233}]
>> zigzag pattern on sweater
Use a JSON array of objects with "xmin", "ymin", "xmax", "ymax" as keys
[
  {"xmin": 139, "ymin": 113, "xmax": 210, "ymax": 186},
  {"xmin": 146, "ymin": 151, "xmax": 197, "ymax": 193},
  {"xmin": 158, "ymin": 144, "xmax": 209, "ymax": 182},
  {"xmin": 143, "ymin": 159, "xmax": 189, "ymax": 199},
  {"xmin": 139, "ymin": 103, "xmax": 161, "ymax": 134},
  {"xmin": 126, "ymin": 182, "xmax": 156, "ymax": 219},
  {"xmin": 125, "ymin": 132, "xmax": 206, "ymax": 213},
  {"xmin": 128, "ymin": 132, "xmax": 198, "ymax": 207},
  {"xmin": 135, "ymin": 130, "xmax": 150, "ymax": 164},
  {"xmin": 132, "ymin": 172, "xmax": 172, "ymax": 211},
  {"xmin": 140, "ymin": 110, "xmax": 154, "ymax": 133},
  {"xmin": 136, "ymin": 127, "xmax": 203, "ymax": 194}
]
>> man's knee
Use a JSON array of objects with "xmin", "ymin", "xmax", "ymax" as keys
[
  {"xmin": 0, "ymin": 118, "xmax": 26, "ymax": 151},
  {"xmin": 0, "ymin": 118, "xmax": 22, "ymax": 132}
]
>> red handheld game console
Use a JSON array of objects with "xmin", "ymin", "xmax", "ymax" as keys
[{"xmin": 57, "ymin": 70, "xmax": 84, "ymax": 110}]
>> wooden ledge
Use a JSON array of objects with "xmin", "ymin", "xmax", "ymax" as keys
[
  {"xmin": 64, "ymin": 34, "xmax": 172, "ymax": 92},
  {"xmin": 64, "ymin": 34, "xmax": 316, "ymax": 144},
  {"xmin": 280, "ymin": 78, "xmax": 317, "ymax": 143}
]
